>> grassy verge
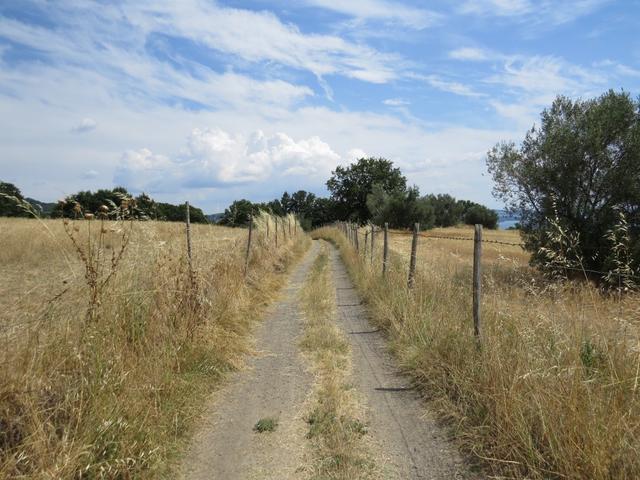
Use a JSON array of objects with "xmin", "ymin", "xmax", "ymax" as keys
[
  {"xmin": 298, "ymin": 243, "xmax": 375, "ymax": 480},
  {"xmin": 0, "ymin": 213, "xmax": 309, "ymax": 478},
  {"xmin": 312, "ymin": 226, "xmax": 640, "ymax": 480}
]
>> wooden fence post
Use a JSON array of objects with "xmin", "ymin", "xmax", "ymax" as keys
[
  {"xmin": 244, "ymin": 215, "xmax": 253, "ymax": 275},
  {"xmin": 274, "ymin": 216, "xmax": 278, "ymax": 248},
  {"xmin": 383, "ymin": 222, "xmax": 389, "ymax": 277},
  {"xmin": 185, "ymin": 201, "xmax": 192, "ymax": 265},
  {"xmin": 354, "ymin": 225, "xmax": 359, "ymax": 253},
  {"xmin": 266, "ymin": 217, "xmax": 270, "ymax": 239},
  {"xmin": 473, "ymin": 224, "xmax": 483, "ymax": 340},
  {"xmin": 364, "ymin": 230, "xmax": 369, "ymax": 257},
  {"xmin": 288, "ymin": 217, "xmax": 292, "ymax": 237},
  {"xmin": 282, "ymin": 216, "xmax": 286, "ymax": 240},
  {"xmin": 408, "ymin": 222, "xmax": 419, "ymax": 288},
  {"xmin": 370, "ymin": 224, "xmax": 375, "ymax": 265}
]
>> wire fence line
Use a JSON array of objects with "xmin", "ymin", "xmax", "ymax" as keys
[
  {"xmin": 348, "ymin": 224, "xmax": 640, "ymax": 279},
  {"xmin": 1, "ymin": 208, "xmax": 304, "ymax": 366},
  {"xmin": 335, "ymin": 220, "xmax": 638, "ymax": 343}
]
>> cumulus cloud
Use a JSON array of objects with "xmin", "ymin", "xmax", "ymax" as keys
[
  {"xmin": 71, "ymin": 117, "xmax": 97, "ymax": 133},
  {"xmin": 114, "ymin": 128, "xmax": 341, "ymax": 192}
]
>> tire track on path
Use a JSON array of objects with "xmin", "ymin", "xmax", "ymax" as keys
[
  {"xmin": 327, "ymin": 243, "xmax": 477, "ymax": 480},
  {"xmin": 179, "ymin": 241, "xmax": 320, "ymax": 480}
]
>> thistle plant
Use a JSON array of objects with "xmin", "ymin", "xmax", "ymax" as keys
[{"xmin": 62, "ymin": 200, "xmax": 133, "ymax": 321}]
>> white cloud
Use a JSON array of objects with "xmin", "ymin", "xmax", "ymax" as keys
[
  {"xmin": 123, "ymin": 1, "xmax": 402, "ymax": 84},
  {"xmin": 383, "ymin": 98, "xmax": 410, "ymax": 106},
  {"xmin": 71, "ymin": 118, "xmax": 97, "ymax": 133},
  {"xmin": 459, "ymin": 0, "xmax": 608, "ymax": 25},
  {"xmin": 425, "ymin": 75, "xmax": 485, "ymax": 97},
  {"xmin": 303, "ymin": 0, "xmax": 441, "ymax": 29},
  {"xmin": 490, "ymin": 55, "xmax": 606, "ymax": 96},
  {"xmin": 347, "ymin": 148, "xmax": 368, "ymax": 161},
  {"xmin": 82, "ymin": 169, "xmax": 99, "ymax": 179},
  {"xmin": 485, "ymin": 55, "xmax": 610, "ymax": 127},
  {"xmin": 449, "ymin": 47, "xmax": 492, "ymax": 62},
  {"xmin": 114, "ymin": 128, "xmax": 341, "ymax": 192}
]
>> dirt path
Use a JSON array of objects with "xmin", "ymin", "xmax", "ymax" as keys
[
  {"xmin": 179, "ymin": 242, "xmax": 320, "ymax": 480},
  {"xmin": 180, "ymin": 240, "xmax": 475, "ymax": 479},
  {"xmin": 327, "ymin": 244, "xmax": 474, "ymax": 480}
]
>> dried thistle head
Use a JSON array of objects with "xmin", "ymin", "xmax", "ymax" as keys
[
  {"xmin": 73, "ymin": 202, "xmax": 82, "ymax": 214},
  {"xmin": 99, "ymin": 205, "xmax": 109, "ymax": 213},
  {"xmin": 84, "ymin": 213, "xmax": 94, "ymax": 220}
]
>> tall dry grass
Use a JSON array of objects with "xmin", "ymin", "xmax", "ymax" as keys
[
  {"xmin": 0, "ymin": 212, "xmax": 308, "ymax": 478},
  {"xmin": 313, "ymin": 225, "xmax": 640, "ymax": 480}
]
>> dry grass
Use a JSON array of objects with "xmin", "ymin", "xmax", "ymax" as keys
[
  {"xmin": 298, "ymin": 244, "xmax": 375, "ymax": 480},
  {"xmin": 0, "ymin": 213, "xmax": 308, "ymax": 478},
  {"xmin": 313, "ymin": 225, "xmax": 640, "ymax": 480}
]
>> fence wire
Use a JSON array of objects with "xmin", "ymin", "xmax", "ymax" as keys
[{"xmin": 343, "ymin": 223, "xmax": 640, "ymax": 282}]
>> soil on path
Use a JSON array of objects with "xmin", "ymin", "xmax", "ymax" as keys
[
  {"xmin": 328, "ymin": 244, "xmax": 476, "ymax": 480},
  {"xmin": 179, "ymin": 242, "xmax": 320, "ymax": 480},
  {"xmin": 179, "ymin": 240, "xmax": 476, "ymax": 480}
]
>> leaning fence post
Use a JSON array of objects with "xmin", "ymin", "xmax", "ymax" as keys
[
  {"xmin": 266, "ymin": 216, "xmax": 270, "ymax": 239},
  {"xmin": 473, "ymin": 224, "xmax": 483, "ymax": 340},
  {"xmin": 408, "ymin": 222, "xmax": 419, "ymax": 288},
  {"xmin": 383, "ymin": 222, "xmax": 389, "ymax": 276},
  {"xmin": 185, "ymin": 201, "xmax": 192, "ymax": 265},
  {"xmin": 244, "ymin": 215, "xmax": 253, "ymax": 275},
  {"xmin": 288, "ymin": 217, "xmax": 292, "ymax": 237},
  {"xmin": 370, "ymin": 224, "xmax": 375, "ymax": 265}
]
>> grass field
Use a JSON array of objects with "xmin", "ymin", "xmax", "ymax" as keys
[
  {"xmin": 314, "ymin": 225, "xmax": 640, "ymax": 480},
  {"xmin": 0, "ymin": 214, "xmax": 308, "ymax": 478}
]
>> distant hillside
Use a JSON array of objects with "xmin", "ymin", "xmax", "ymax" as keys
[
  {"xmin": 25, "ymin": 198, "xmax": 57, "ymax": 216},
  {"xmin": 206, "ymin": 213, "xmax": 224, "ymax": 223}
]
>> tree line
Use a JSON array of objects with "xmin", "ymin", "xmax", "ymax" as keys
[
  {"xmin": 0, "ymin": 183, "xmax": 208, "ymax": 223},
  {"xmin": 220, "ymin": 157, "xmax": 498, "ymax": 230}
]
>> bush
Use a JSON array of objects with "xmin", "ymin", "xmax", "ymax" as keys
[{"xmin": 463, "ymin": 205, "xmax": 498, "ymax": 229}]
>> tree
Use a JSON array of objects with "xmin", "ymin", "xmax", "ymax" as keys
[
  {"xmin": 487, "ymin": 90, "xmax": 640, "ymax": 277},
  {"xmin": 0, "ymin": 181, "xmax": 29, "ymax": 217},
  {"xmin": 219, "ymin": 199, "xmax": 258, "ymax": 227},
  {"xmin": 327, "ymin": 157, "xmax": 407, "ymax": 223},
  {"xmin": 463, "ymin": 204, "xmax": 498, "ymax": 229},
  {"xmin": 424, "ymin": 194, "xmax": 464, "ymax": 227},
  {"xmin": 367, "ymin": 184, "xmax": 434, "ymax": 229}
]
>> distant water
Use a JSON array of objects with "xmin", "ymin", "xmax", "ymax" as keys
[{"xmin": 498, "ymin": 219, "xmax": 519, "ymax": 230}]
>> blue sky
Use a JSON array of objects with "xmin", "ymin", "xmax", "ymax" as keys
[{"xmin": 1, "ymin": 0, "xmax": 639, "ymax": 212}]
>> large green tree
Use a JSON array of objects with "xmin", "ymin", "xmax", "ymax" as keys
[
  {"xmin": 327, "ymin": 157, "xmax": 407, "ymax": 223},
  {"xmin": 219, "ymin": 199, "xmax": 259, "ymax": 226},
  {"xmin": 0, "ymin": 181, "xmax": 29, "ymax": 217},
  {"xmin": 367, "ymin": 184, "xmax": 435, "ymax": 229},
  {"xmin": 487, "ymin": 90, "xmax": 640, "ymax": 277}
]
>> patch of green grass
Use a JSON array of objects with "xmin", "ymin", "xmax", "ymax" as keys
[{"xmin": 253, "ymin": 417, "xmax": 278, "ymax": 433}]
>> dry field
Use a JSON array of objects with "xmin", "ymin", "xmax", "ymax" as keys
[
  {"xmin": 0, "ymin": 214, "xmax": 308, "ymax": 478},
  {"xmin": 315, "ymin": 225, "xmax": 640, "ymax": 480}
]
